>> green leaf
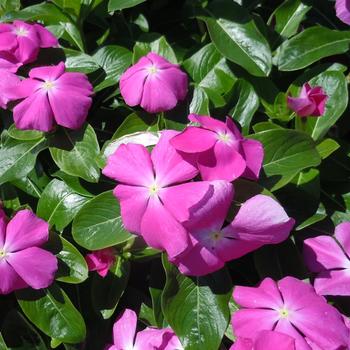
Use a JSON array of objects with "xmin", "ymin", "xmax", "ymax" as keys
[
  {"xmin": 161, "ymin": 256, "xmax": 232, "ymax": 350},
  {"xmin": 316, "ymin": 138, "xmax": 340, "ymax": 159},
  {"xmin": 108, "ymin": 0, "xmax": 146, "ymax": 12},
  {"xmin": 277, "ymin": 26, "xmax": 350, "ymax": 71},
  {"xmin": 199, "ymin": 0, "xmax": 272, "ymax": 77},
  {"xmin": 37, "ymin": 179, "xmax": 89, "ymax": 232},
  {"xmin": 0, "ymin": 333, "xmax": 8, "ymax": 349},
  {"xmin": 92, "ymin": 256, "xmax": 130, "ymax": 319},
  {"xmin": 62, "ymin": 22, "xmax": 85, "ymax": 52},
  {"xmin": 0, "ymin": 137, "xmax": 47, "ymax": 186},
  {"xmin": 50, "ymin": 124, "xmax": 100, "ymax": 183},
  {"xmin": 295, "ymin": 71, "xmax": 348, "ymax": 140},
  {"xmin": 270, "ymin": 0, "xmax": 311, "ymax": 38},
  {"xmin": 93, "ymin": 45, "xmax": 132, "ymax": 91},
  {"xmin": 250, "ymin": 129, "xmax": 321, "ymax": 178},
  {"xmin": 7, "ymin": 125, "xmax": 43, "ymax": 141},
  {"xmin": 16, "ymin": 284, "xmax": 86, "ymax": 344},
  {"xmin": 72, "ymin": 190, "xmax": 132, "ymax": 250},
  {"xmin": 64, "ymin": 48, "xmax": 100, "ymax": 73}
]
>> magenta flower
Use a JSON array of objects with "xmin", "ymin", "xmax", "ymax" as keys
[
  {"xmin": 175, "ymin": 193, "xmax": 294, "ymax": 276},
  {"xmin": 304, "ymin": 222, "xmax": 350, "ymax": 296},
  {"xmin": 336, "ymin": 0, "xmax": 350, "ymax": 24},
  {"xmin": 0, "ymin": 69, "xmax": 20, "ymax": 109},
  {"xmin": 106, "ymin": 309, "xmax": 183, "ymax": 350},
  {"xmin": 120, "ymin": 52, "xmax": 188, "ymax": 113},
  {"xmin": 232, "ymin": 277, "xmax": 349, "ymax": 350},
  {"xmin": 231, "ymin": 331, "xmax": 295, "ymax": 350},
  {"xmin": 170, "ymin": 114, "xmax": 264, "ymax": 182},
  {"xmin": 103, "ymin": 130, "xmax": 229, "ymax": 260},
  {"xmin": 12, "ymin": 62, "xmax": 93, "ymax": 131},
  {"xmin": 85, "ymin": 248, "xmax": 116, "ymax": 278},
  {"xmin": 0, "ymin": 209, "xmax": 58, "ymax": 294},
  {"xmin": 287, "ymin": 83, "xmax": 328, "ymax": 117},
  {"xmin": 0, "ymin": 20, "xmax": 57, "ymax": 66}
]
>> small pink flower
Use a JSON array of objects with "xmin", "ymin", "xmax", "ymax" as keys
[
  {"xmin": 336, "ymin": 0, "xmax": 350, "ymax": 24},
  {"xmin": 0, "ymin": 20, "xmax": 58, "ymax": 66},
  {"xmin": 287, "ymin": 83, "xmax": 328, "ymax": 117},
  {"xmin": 0, "ymin": 69, "xmax": 20, "ymax": 109},
  {"xmin": 175, "ymin": 191, "xmax": 294, "ymax": 276},
  {"xmin": 304, "ymin": 222, "xmax": 350, "ymax": 296},
  {"xmin": 11, "ymin": 62, "xmax": 93, "ymax": 131},
  {"xmin": 120, "ymin": 52, "xmax": 188, "ymax": 113},
  {"xmin": 106, "ymin": 309, "xmax": 183, "ymax": 350},
  {"xmin": 0, "ymin": 209, "xmax": 58, "ymax": 294},
  {"xmin": 232, "ymin": 277, "xmax": 349, "ymax": 350},
  {"xmin": 231, "ymin": 331, "xmax": 296, "ymax": 350},
  {"xmin": 85, "ymin": 248, "xmax": 116, "ymax": 278},
  {"xmin": 103, "ymin": 130, "xmax": 229, "ymax": 260},
  {"xmin": 170, "ymin": 114, "xmax": 264, "ymax": 182}
]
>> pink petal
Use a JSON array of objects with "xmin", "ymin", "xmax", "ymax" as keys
[
  {"xmin": 230, "ymin": 338, "xmax": 253, "ymax": 350},
  {"xmin": 120, "ymin": 68, "xmax": 148, "ymax": 107},
  {"xmin": 4, "ymin": 210, "xmax": 49, "ymax": 252},
  {"xmin": 0, "ymin": 209, "xmax": 7, "ymax": 247},
  {"xmin": 15, "ymin": 36, "xmax": 39, "ymax": 64},
  {"xmin": 303, "ymin": 236, "xmax": 350, "ymax": 272},
  {"xmin": 102, "ymin": 143, "xmax": 154, "ymax": 186},
  {"xmin": 334, "ymin": 222, "xmax": 350, "ymax": 256},
  {"xmin": 224, "ymin": 195, "xmax": 294, "ymax": 244},
  {"xmin": 33, "ymin": 24, "xmax": 58, "ymax": 47},
  {"xmin": 336, "ymin": 0, "xmax": 350, "ymax": 25},
  {"xmin": 197, "ymin": 141, "xmax": 246, "ymax": 181},
  {"xmin": 140, "ymin": 196, "xmax": 190, "ymax": 260},
  {"xmin": 13, "ymin": 91, "xmax": 55, "ymax": 131},
  {"xmin": 0, "ymin": 23, "xmax": 13, "ymax": 33},
  {"xmin": 56, "ymin": 72, "xmax": 93, "ymax": 95},
  {"xmin": 10, "ymin": 78, "xmax": 42, "ymax": 99},
  {"xmin": 240, "ymin": 139, "xmax": 264, "ymax": 181},
  {"xmin": 0, "ymin": 56, "xmax": 21, "ymax": 72},
  {"xmin": 170, "ymin": 126, "xmax": 217, "ymax": 153},
  {"xmin": 313, "ymin": 269, "xmax": 350, "ymax": 296},
  {"xmin": 254, "ymin": 330, "xmax": 296, "ymax": 350},
  {"xmin": 29, "ymin": 62, "xmax": 65, "ymax": 81},
  {"xmin": 0, "ymin": 260, "xmax": 27, "ymax": 294},
  {"xmin": 113, "ymin": 185, "xmax": 149, "ymax": 234},
  {"xmin": 146, "ymin": 52, "xmax": 174, "ymax": 69},
  {"xmin": 152, "ymin": 130, "xmax": 198, "ymax": 187},
  {"xmin": 233, "ymin": 278, "xmax": 283, "ymax": 309},
  {"xmin": 0, "ymin": 69, "xmax": 20, "ymax": 108},
  {"xmin": 85, "ymin": 248, "xmax": 115, "ymax": 278},
  {"xmin": 135, "ymin": 327, "xmax": 178, "ymax": 350},
  {"xmin": 232, "ymin": 309, "xmax": 279, "ymax": 338},
  {"xmin": 48, "ymin": 88, "xmax": 92, "ymax": 129},
  {"xmin": 6, "ymin": 247, "xmax": 57, "ymax": 289},
  {"xmin": 157, "ymin": 67, "xmax": 188, "ymax": 101},
  {"xmin": 287, "ymin": 96, "xmax": 315, "ymax": 117},
  {"xmin": 113, "ymin": 309, "xmax": 137, "ymax": 349},
  {"xmin": 0, "ymin": 32, "xmax": 17, "ymax": 51},
  {"xmin": 189, "ymin": 114, "xmax": 227, "ymax": 133}
]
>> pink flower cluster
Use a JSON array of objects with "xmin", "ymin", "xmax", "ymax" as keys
[
  {"xmin": 0, "ymin": 21, "xmax": 93, "ymax": 132},
  {"xmin": 103, "ymin": 115, "xmax": 295, "ymax": 276}
]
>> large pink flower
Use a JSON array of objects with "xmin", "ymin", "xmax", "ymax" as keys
[
  {"xmin": 11, "ymin": 62, "xmax": 93, "ymax": 131},
  {"xmin": 85, "ymin": 248, "xmax": 116, "ymax": 278},
  {"xmin": 120, "ymin": 52, "xmax": 188, "ymax": 113},
  {"xmin": 170, "ymin": 114, "xmax": 264, "ymax": 182},
  {"xmin": 107, "ymin": 309, "xmax": 183, "ymax": 350},
  {"xmin": 103, "ymin": 130, "xmax": 229, "ymax": 260},
  {"xmin": 336, "ymin": 0, "xmax": 350, "ymax": 25},
  {"xmin": 175, "ymin": 193, "xmax": 294, "ymax": 276},
  {"xmin": 0, "ymin": 69, "xmax": 20, "ymax": 109},
  {"xmin": 304, "ymin": 222, "xmax": 350, "ymax": 296},
  {"xmin": 287, "ymin": 83, "xmax": 327, "ymax": 117},
  {"xmin": 231, "ymin": 331, "xmax": 296, "ymax": 350},
  {"xmin": 0, "ymin": 20, "xmax": 57, "ymax": 66},
  {"xmin": 0, "ymin": 209, "xmax": 58, "ymax": 294},
  {"xmin": 232, "ymin": 277, "xmax": 349, "ymax": 350}
]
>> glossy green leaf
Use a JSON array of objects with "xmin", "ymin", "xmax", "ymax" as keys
[
  {"xmin": 50, "ymin": 124, "xmax": 100, "ymax": 183},
  {"xmin": 108, "ymin": 0, "xmax": 146, "ymax": 11},
  {"xmin": 72, "ymin": 190, "xmax": 132, "ymax": 250},
  {"xmin": 162, "ymin": 256, "xmax": 232, "ymax": 350},
  {"xmin": 316, "ymin": 138, "xmax": 340, "ymax": 159},
  {"xmin": 7, "ymin": 125, "xmax": 43, "ymax": 141},
  {"xmin": 64, "ymin": 49, "xmax": 100, "ymax": 73},
  {"xmin": 199, "ymin": 0, "xmax": 272, "ymax": 77}
]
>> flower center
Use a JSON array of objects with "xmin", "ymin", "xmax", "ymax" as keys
[
  {"xmin": 147, "ymin": 65, "xmax": 158, "ymax": 75},
  {"xmin": 0, "ymin": 249, "xmax": 7, "ymax": 260},
  {"xmin": 14, "ymin": 27, "xmax": 29, "ymax": 37},
  {"xmin": 42, "ymin": 81, "xmax": 55, "ymax": 91},
  {"xmin": 217, "ymin": 132, "xmax": 231, "ymax": 144},
  {"xmin": 210, "ymin": 231, "xmax": 222, "ymax": 242},
  {"xmin": 279, "ymin": 307, "xmax": 290, "ymax": 319},
  {"xmin": 149, "ymin": 183, "xmax": 159, "ymax": 196}
]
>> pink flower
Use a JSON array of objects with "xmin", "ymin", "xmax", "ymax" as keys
[
  {"xmin": 303, "ymin": 222, "xmax": 350, "ymax": 296},
  {"xmin": 0, "ymin": 209, "xmax": 58, "ymax": 294},
  {"xmin": 107, "ymin": 309, "xmax": 183, "ymax": 350},
  {"xmin": 287, "ymin": 83, "xmax": 328, "ymax": 117},
  {"xmin": 0, "ymin": 69, "xmax": 20, "ymax": 109},
  {"xmin": 231, "ymin": 331, "xmax": 296, "ymax": 350},
  {"xmin": 170, "ymin": 114, "xmax": 264, "ymax": 182},
  {"xmin": 103, "ymin": 130, "xmax": 228, "ymax": 260},
  {"xmin": 120, "ymin": 52, "xmax": 188, "ymax": 113},
  {"xmin": 0, "ymin": 20, "xmax": 57, "ymax": 66},
  {"xmin": 336, "ymin": 0, "xmax": 350, "ymax": 25},
  {"xmin": 85, "ymin": 248, "xmax": 116, "ymax": 278},
  {"xmin": 232, "ymin": 277, "xmax": 349, "ymax": 350},
  {"xmin": 175, "ymin": 192, "xmax": 294, "ymax": 276},
  {"xmin": 11, "ymin": 62, "xmax": 93, "ymax": 131}
]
